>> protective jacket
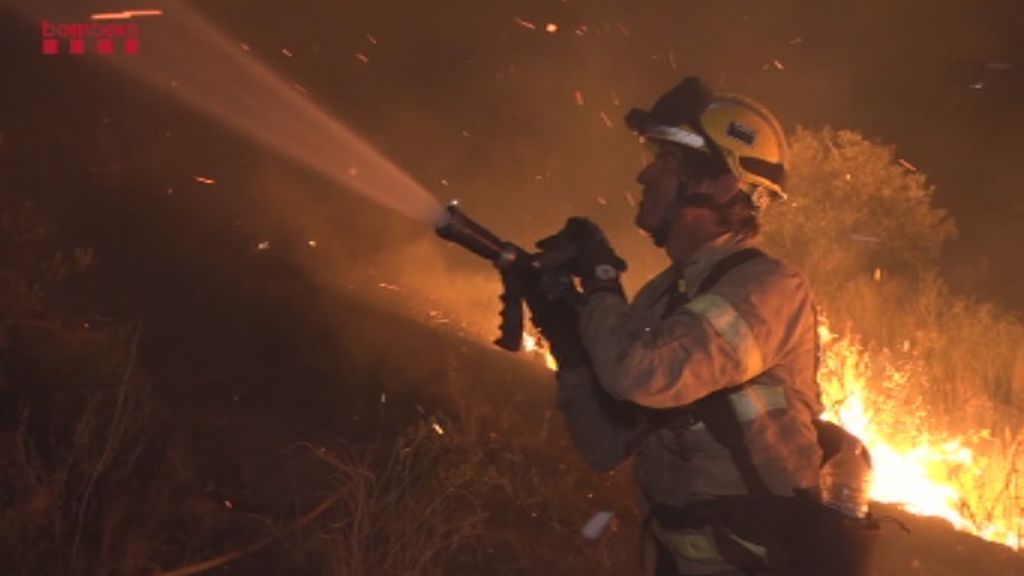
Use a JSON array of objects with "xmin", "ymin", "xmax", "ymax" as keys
[{"xmin": 556, "ymin": 232, "xmax": 824, "ymax": 573}]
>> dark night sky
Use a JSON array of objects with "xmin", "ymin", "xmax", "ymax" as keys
[{"xmin": 3, "ymin": 0, "xmax": 1023, "ymax": 313}]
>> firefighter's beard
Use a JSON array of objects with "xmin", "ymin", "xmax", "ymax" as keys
[
  {"xmin": 646, "ymin": 179, "xmax": 688, "ymax": 248},
  {"xmin": 650, "ymin": 215, "xmax": 673, "ymax": 248}
]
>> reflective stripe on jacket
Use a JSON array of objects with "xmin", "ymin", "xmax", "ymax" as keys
[{"xmin": 565, "ymin": 233, "xmax": 823, "ymax": 506}]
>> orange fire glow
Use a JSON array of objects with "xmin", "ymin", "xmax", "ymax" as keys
[
  {"xmin": 817, "ymin": 320, "xmax": 1023, "ymax": 549},
  {"xmin": 522, "ymin": 329, "xmax": 558, "ymax": 371}
]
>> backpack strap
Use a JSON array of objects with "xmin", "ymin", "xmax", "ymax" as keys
[
  {"xmin": 698, "ymin": 247, "xmax": 765, "ymax": 294},
  {"xmin": 690, "ymin": 389, "xmax": 771, "ymax": 496},
  {"xmin": 660, "ymin": 247, "xmax": 765, "ymax": 318}
]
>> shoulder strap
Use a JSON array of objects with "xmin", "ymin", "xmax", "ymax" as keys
[
  {"xmin": 627, "ymin": 248, "xmax": 770, "ymax": 455},
  {"xmin": 661, "ymin": 247, "xmax": 766, "ymax": 318},
  {"xmin": 644, "ymin": 247, "xmax": 798, "ymax": 574},
  {"xmin": 692, "ymin": 248, "xmax": 772, "ymax": 496},
  {"xmin": 697, "ymin": 247, "xmax": 765, "ymax": 296},
  {"xmin": 692, "ymin": 390, "xmax": 771, "ymax": 496},
  {"xmin": 647, "ymin": 246, "xmax": 774, "ymax": 494}
]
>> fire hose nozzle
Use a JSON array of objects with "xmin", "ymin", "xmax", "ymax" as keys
[
  {"xmin": 435, "ymin": 202, "xmax": 578, "ymax": 272},
  {"xmin": 435, "ymin": 202, "xmax": 511, "ymax": 264},
  {"xmin": 434, "ymin": 201, "xmax": 581, "ymax": 352}
]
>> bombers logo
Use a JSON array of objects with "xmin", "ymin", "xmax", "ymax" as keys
[
  {"xmin": 726, "ymin": 121, "xmax": 757, "ymax": 146},
  {"xmin": 40, "ymin": 19, "xmax": 141, "ymax": 55}
]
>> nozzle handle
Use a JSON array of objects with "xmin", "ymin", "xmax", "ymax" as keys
[{"xmin": 495, "ymin": 272, "xmax": 526, "ymax": 351}]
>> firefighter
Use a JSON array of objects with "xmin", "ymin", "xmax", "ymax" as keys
[{"xmin": 528, "ymin": 77, "xmax": 834, "ymax": 575}]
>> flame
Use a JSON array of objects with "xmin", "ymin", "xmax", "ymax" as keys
[
  {"xmin": 522, "ymin": 330, "xmax": 558, "ymax": 371},
  {"xmin": 818, "ymin": 320, "xmax": 1023, "ymax": 549}
]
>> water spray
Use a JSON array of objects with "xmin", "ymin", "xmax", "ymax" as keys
[
  {"xmin": 12, "ymin": 0, "xmax": 445, "ymax": 226},
  {"xmin": 14, "ymin": 1, "xmax": 573, "ymax": 353}
]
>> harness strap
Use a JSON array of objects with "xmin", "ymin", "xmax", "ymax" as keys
[
  {"xmin": 697, "ymin": 248, "xmax": 765, "ymax": 295},
  {"xmin": 660, "ymin": 247, "xmax": 765, "ymax": 318},
  {"xmin": 638, "ymin": 247, "xmax": 800, "ymax": 573}
]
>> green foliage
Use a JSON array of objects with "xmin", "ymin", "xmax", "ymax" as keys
[
  {"xmin": 762, "ymin": 127, "xmax": 1024, "ymax": 414},
  {"xmin": 762, "ymin": 127, "xmax": 955, "ymax": 295}
]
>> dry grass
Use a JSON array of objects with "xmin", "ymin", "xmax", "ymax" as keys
[
  {"xmin": 0, "ymin": 323, "xmax": 162, "ymax": 576},
  {"xmin": 302, "ymin": 422, "xmax": 488, "ymax": 576}
]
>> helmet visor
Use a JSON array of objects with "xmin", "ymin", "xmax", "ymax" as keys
[{"xmin": 641, "ymin": 124, "xmax": 707, "ymax": 152}]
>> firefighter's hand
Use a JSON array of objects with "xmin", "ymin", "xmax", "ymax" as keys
[
  {"xmin": 537, "ymin": 217, "xmax": 627, "ymax": 296},
  {"xmin": 525, "ymin": 273, "xmax": 588, "ymax": 370}
]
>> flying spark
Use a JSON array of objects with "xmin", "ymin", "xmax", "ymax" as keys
[
  {"xmin": 91, "ymin": 9, "xmax": 164, "ymax": 20},
  {"xmin": 513, "ymin": 16, "xmax": 537, "ymax": 30},
  {"xmin": 897, "ymin": 158, "xmax": 918, "ymax": 172}
]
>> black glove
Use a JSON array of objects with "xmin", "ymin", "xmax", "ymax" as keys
[
  {"xmin": 536, "ymin": 217, "xmax": 628, "ymax": 296},
  {"xmin": 525, "ymin": 270, "xmax": 588, "ymax": 370}
]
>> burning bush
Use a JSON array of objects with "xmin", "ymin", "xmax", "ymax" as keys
[{"xmin": 763, "ymin": 128, "xmax": 1024, "ymax": 548}]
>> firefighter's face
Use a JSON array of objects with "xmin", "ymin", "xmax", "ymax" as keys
[{"xmin": 634, "ymin": 142, "xmax": 692, "ymax": 246}]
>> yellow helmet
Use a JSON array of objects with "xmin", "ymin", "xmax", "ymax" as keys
[{"xmin": 626, "ymin": 78, "xmax": 789, "ymax": 209}]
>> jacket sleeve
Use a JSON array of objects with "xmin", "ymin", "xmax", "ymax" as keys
[
  {"xmin": 554, "ymin": 365, "xmax": 641, "ymax": 473},
  {"xmin": 579, "ymin": 259, "xmax": 813, "ymax": 409}
]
